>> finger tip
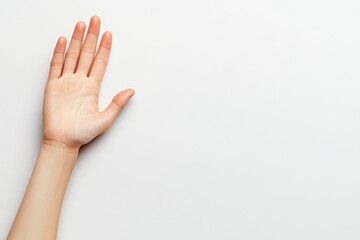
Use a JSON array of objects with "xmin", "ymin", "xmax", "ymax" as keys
[
  {"xmin": 72, "ymin": 22, "xmax": 86, "ymax": 40},
  {"xmin": 101, "ymin": 31, "xmax": 112, "ymax": 42},
  {"xmin": 89, "ymin": 15, "xmax": 101, "ymax": 34},
  {"xmin": 55, "ymin": 36, "xmax": 67, "ymax": 52},
  {"xmin": 58, "ymin": 36, "xmax": 67, "ymax": 44},
  {"xmin": 100, "ymin": 31, "xmax": 112, "ymax": 49},
  {"xmin": 104, "ymin": 31, "xmax": 112, "ymax": 37},
  {"xmin": 128, "ymin": 88, "xmax": 135, "ymax": 96},
  {"xmin": 91, "ymin": 15, "xmax": 101, "ymax": 24},
  {"xmin": 76, "ymin": 21, "xmax": 86, "ymax": 30}
]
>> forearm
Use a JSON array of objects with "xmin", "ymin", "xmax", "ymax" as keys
[{"xmin": 7, "ymin": 142, "xmax": 79, "ymax": 240}]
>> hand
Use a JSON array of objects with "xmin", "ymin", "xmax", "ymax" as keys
[{"xmin": 43, "ymin": 16, "xmax": 135, "ymax": 150}]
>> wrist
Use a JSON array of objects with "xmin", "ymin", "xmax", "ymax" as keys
[
  {"xmin": 41, "ymin": 140, "xmax": 80, "ymax": 164},
  {"xmin": 42, "ymin": 139, "xmax": 80, "ymax": 153}
]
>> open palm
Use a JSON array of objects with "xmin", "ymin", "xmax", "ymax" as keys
[{"xmin": 43, "ymin": 16, "xmax": 135, "ymax": 149}]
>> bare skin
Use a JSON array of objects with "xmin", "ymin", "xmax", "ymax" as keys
[{"xmin": 7, "ymin": 16, "xmax": 135, "ymax": 239}]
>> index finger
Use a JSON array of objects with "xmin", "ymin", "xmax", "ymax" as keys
[{"xmin": 89, "ymin": 31, "xmax": 112, "ymax": 83}]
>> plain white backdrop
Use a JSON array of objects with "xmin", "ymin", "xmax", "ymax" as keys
[{"xmin": 1, "ymin": 0, "xmax": 360, "ymax": 239}]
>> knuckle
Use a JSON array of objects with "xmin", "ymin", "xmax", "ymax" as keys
[
  {"xmin": 65, "ymin": 51, "xmax": 79, "ymax": 60},
  {"xmin": 94, "ymin": 56, "xmax": 108, "ymax": 66},
  {"xmin": 81, "ymin": 45, "xmax": 95, "ymax": 54},
  {"xmin": 112, "ymin": 96, "xmax": 124, "ymax": 108},
  {"xmin": 50, "ymin": 59, "xmax": 62, "ymax": 67}
]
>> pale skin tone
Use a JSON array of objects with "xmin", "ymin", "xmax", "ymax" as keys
[{"xmin": 7, "ymin": 16, "xmax": 135, "ymax": 239}]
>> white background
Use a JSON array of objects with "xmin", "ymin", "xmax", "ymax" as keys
[{"xmin": 1, "ymin": 0, "xmax": 360, "ymax": 239}]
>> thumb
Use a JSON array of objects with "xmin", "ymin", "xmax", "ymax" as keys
[{"xmin": 97, "ymin": 88, "xmax": 135, "ymax": 133}]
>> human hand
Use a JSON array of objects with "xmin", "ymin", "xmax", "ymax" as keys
[{"xmin": 43, "ymin": 16, "xmax": 135, "ymax": 150}]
